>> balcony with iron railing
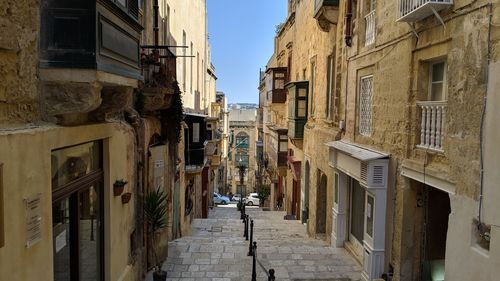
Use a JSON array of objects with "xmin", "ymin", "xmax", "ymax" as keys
[
  {"xmin": 398, "ymin": 0, "xmax": 453, "ymax": 22},
  {"xmin": 365, "ymin": 10, "xmax": 376, "ymax": 46},
  {"xmin": 416, "ymin": 101, "xmax": 447, "ymax": 152}
]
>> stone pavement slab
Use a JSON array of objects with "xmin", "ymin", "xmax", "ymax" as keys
[{"xmin": 145, "ymin": 207, "xmax": 361, "ymax": 281}]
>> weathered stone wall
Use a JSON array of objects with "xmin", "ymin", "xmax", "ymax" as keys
[
  {"xmin": 0, "ymin": 0, "xmax": 40, "ymax": 126},
  {"xmin": 336, "ymin": 0, "xmax": 500, "ymax": 279}
]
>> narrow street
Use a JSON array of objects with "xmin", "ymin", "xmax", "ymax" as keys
[{"xmin": 152, "ymin": 207, "xmax": 362, "ymax": 280}]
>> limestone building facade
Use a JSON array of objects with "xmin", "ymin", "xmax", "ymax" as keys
[
  {"xmin": 260, "ymin": 0, "xmax": 500, "ymax": 280},
  {"xmin": 227, "ymin": 108, "xmax": 258, "ymax": 197},
  {"xmin": 0, "ymin": 0, "xmax": 216, "ymax": 280}
]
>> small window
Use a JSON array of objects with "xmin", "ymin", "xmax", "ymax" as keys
[
  {"xmin": 192, "ymin": 123, "xmax": 200, "ymax": 143},
  {"xmin": 429, "ymin": 61, "xmax": 446, "ymax": 101},
  {"xmin": 359, "ymin": 75, "xmax": 373, "ymax": 136},
  {"xmin": 310, "ymin": 61, "xmax": 316, "ymax": 115},
  {"xmin": 334, "ymin": 173, "xmax": 339, "ymax": 205},
  {"xmin": 326, "ymin": 53, "xmax": 335, "ymax": 119},
  {"xmin": 366, "ymin": 194, "xmax": 375, "ymax": 238}
]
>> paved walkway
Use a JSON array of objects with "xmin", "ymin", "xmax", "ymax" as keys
[{"xmin": 151, "ymin": 206, "xmax": 361, "ymax": 280}]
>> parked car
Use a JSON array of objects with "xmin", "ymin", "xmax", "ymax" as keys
[
  {"xmin": 213, "ymin": 192, "xmax": 230, "ymax": 205},
  {"xmin": 232, "ymin": 193, "xmax": 242, "ymax": 202},
  {"xmin": 245, "ymin": 193, "xmax": 260, "ymax": 206}
]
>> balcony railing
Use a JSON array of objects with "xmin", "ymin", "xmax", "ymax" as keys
[
  {"xmin": 417, "ymin": 101, "xmax": 447, "ymax": 152},
  {"xmin": 398, "ymin": 0, "xmax": 453, "ymax": 22},
  {"xmin": 365, "ymin": 10, "xmax": 376, "ymax": 46}
]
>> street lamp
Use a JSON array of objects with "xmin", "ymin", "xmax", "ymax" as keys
[{"xmin": 238, "ymin": 156, "xmax": 247, "ymax": 219}]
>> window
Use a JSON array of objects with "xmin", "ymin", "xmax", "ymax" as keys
[
  {"xmin": 366, "ymin": 194, "xmax": 374, "ymax": 237},
  {"xmin": 326, "ymin": 53, "xmax": 335, "ymax": 119},
  {"xmin": 429, "ymin": 61, "xmax": 446, "ymax": 101},
  {"xmin": 192, "ymin": 123, "xmax": 200, "ymax": 143},
  {"xmin": 310, "ymin": 61, "xmax": 316, "ymax": 115},
  {"xmin": 359, "ymin": 75, "xmax": 373, "ymax": 136},
  {"xmin": 334, "ymin": 172, "xmax": 339, "ymax": 205},
  {"xmin": 279, "ymin": 134, "xmax": 288, "ymax": 152}
]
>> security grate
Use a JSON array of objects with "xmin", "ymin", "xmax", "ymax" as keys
[{"xmin": 359, "ymin": 76, "xmax": 373, "ymax": 136}]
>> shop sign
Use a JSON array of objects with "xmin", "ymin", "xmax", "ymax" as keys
[{"xmin": 25, "ymin": 193, "xmax": 42, "ymax": 248}]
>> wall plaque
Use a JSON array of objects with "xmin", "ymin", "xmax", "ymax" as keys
[{"xmin": 25, "ymin": 193, "xmax": 42, "ymax": 248}]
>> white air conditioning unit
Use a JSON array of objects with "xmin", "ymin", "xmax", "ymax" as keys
[{"xmin": 360, "ymin": 159, "xmax": 388, "ymax": 189}]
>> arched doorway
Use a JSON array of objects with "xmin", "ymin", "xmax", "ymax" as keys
[
  {"xmin": 316, "ymin": 172, "xmax": 327, "ymax": 234},
  {"xmin": 303, "ymin": 161, "xmax": 310, "ymax": 223}
]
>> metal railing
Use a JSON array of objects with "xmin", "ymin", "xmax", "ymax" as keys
[
  {"xmin": 365, "ymin": 10, "xmax": 376, "ymax": 46},
  {"xmin": 399, "ymin": 0, "xmax": 453, "ymax": 18},
  {"xmin": 242, "ymin": 214, "xmax": 276, "ymax": 281},
  {"xmin": 417, "ymin": 101, "xmax": 447, "ymax": 152}
]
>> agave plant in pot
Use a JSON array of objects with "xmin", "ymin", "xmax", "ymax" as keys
[{"xmin": 144, "ymin": 187, "xmax": 168, "ymax": 281}]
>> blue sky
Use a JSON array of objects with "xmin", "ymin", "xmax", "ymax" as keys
[{"xmin": 207, "ymin": 0, "xmax": 287, "ymax": 104}]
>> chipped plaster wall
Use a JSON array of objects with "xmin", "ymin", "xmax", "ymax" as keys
[{"xmin": 0, "ymin": 0, "xmax": 40, "ymax": 126}]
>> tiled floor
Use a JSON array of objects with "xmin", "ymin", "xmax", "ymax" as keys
[{"xmin": 146, "ymin": 206, "xmax": 361, "ymax": 281}]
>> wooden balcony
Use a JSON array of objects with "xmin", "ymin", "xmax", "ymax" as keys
[
  {"xmin": 314, "ymin": 0, "xmax": 340, "ymax": 31},
  {"xmin": 416, "ymin": 101, "xmax": 447, "ymax": 152},
  {"xmin": 39, "ymin": 0, "xmax": 142, "ymax": 123}
]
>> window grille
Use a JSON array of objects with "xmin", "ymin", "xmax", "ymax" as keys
[{"xmin": 359, "ymin": 76, "xmax": 373, "ymax": 136}]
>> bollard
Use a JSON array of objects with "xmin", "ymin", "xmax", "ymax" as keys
[
  {"xmin": 242, "ymin": 215, "xmax": 246, "ymax": 237},
  {"xmin": 245, "ymin": 214, "xmax": 249, "ymax": 240},
  {"xmin": 268, "ymin": 269, "xmax": 275, "ymax": 281},
  {"xmin": 251, "ymin": 242, "xmax": 257, "ymax": 281},
  {"xmin": 248, "ymin": 219, "xmax": 254, "ymax": 256}
]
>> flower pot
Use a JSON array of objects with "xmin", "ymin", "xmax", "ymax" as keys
[
  {"xmin": 113, "ymin": 185, "xmax": 125, "ymax": 196},
  {"xmin": 153, "ymin": 270, "xmax": 167, "ymax": 281},
  {"xmin": 121, "ymin": 192, "xmax": 132, "ymax": 204}
]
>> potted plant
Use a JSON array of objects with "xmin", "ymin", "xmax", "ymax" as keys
[
  {"xmin": 113, "ymin": 179, "xmax": 128, "ymax": 196},
  {"xmin": 121, "ymin": 192, "xmax": 132, "ymax": 204},
  {"xmin": 258, "ymin": 184, "xmax": 271, "ymax": 207},
  {"xmin": 144, "ymin": 187, "xmax": 168, "ymax": 281}
]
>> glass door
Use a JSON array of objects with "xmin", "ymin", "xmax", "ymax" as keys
[
  {"xmin": 51, "ymin": 141, "xmax": 103, "ymax": 281},
  {"xmin": 348, "ymin": 178, "xmax": 365, "ymax": 259},
  {"xmin": 52, "ymin": 184, "xmax": 103, "ymax": 281}
]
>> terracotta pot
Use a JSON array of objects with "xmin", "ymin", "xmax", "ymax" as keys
[
  {"xmin": 121, "ymin": 192, "xmax": 132, "ymax": 204},
  {"xmin": 113, "ymin": 185, "xmax": 125, "ymax": 196}
]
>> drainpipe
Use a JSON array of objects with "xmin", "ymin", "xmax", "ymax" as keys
[
  {"xmin": 345, "ymin": 0, "xmax": 353, "ymax": 47},
  {"xmin": 153, "ymin": 0, "xmax": 159, "ymax": 46}
]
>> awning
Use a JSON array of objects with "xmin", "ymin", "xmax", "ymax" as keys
[
  {"xmin": 325, "ymin": 140, "xmax": 389, "ymax": 161},
  {"xmin": 287, "ymin": 155, "xmax": 301, "ymax": 181}
]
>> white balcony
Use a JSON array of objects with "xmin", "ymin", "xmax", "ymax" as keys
[
  {"xmin": 417, "ymin": 101, "xmax": 447, "ymax": 152},
  {"xmin": 398, "ymin": 0, "xmax": 453, "ymax": 22},
  {"xmin": 365, "ymin": 11, "xmax": 376, "ymax": 46}
]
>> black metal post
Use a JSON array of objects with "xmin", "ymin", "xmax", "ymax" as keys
[
  {"xmin": 268, "ymin": 269, "xmax": 275, "ymax": 281},
  {"xmin": 248, "ymin": 219, "xmax": 254, "ymax": 256},
  {"xmin": 251, "ymin": 242, "xmax": 257, "ymax": 281},
  {"xmin": 245, "ymin": 214, "xmax": 249, "ymax": 240},
  {"xmin": 243, "ymin": 215, "xmax": 247, "ymax": 237}
]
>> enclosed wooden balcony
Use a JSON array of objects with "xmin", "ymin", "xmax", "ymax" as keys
[
  {"xmin": 265, "ymin": 67, "xmax": 288, "ymax": 104},
  {"xmin": 39, "ymin": 0, "xmax": 142, "ymax": 123}
]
